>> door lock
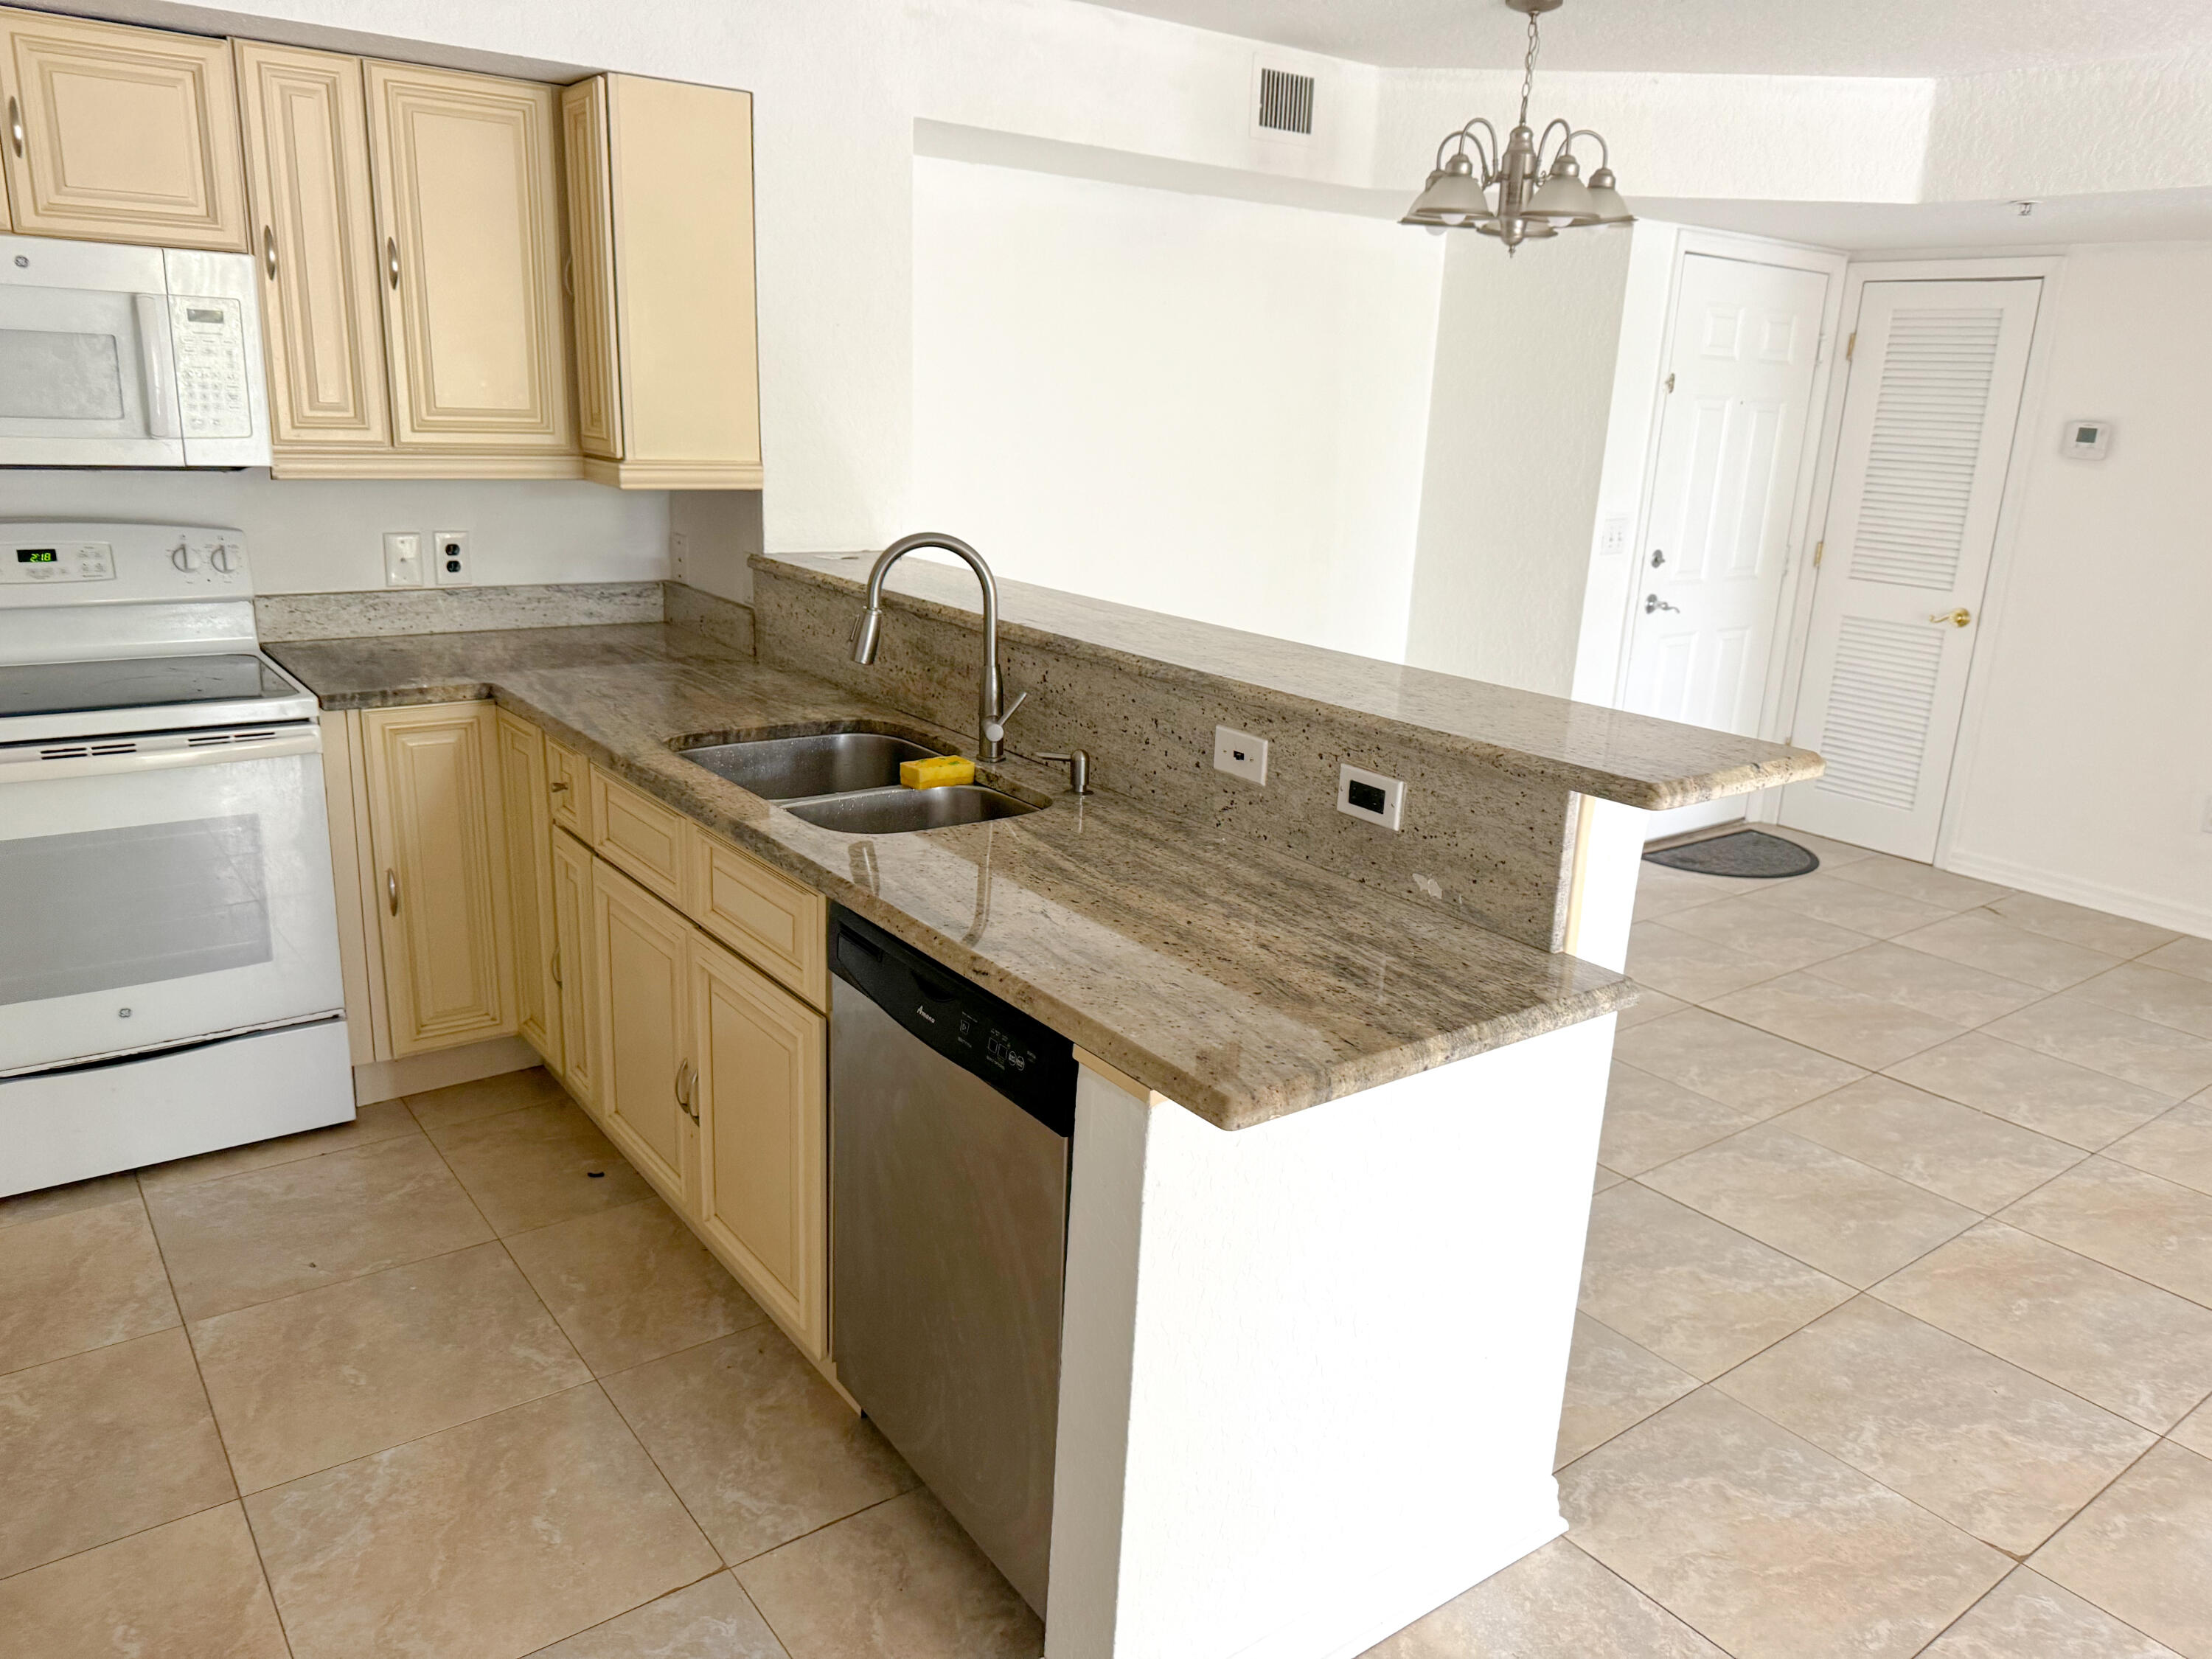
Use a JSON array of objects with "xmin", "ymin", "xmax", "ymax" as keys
[
  {"xmin": 1649, "ymin": 549, "xmax": 1666, "ymax": 568},
  {"xmin": 1929, "ymin": 608, "xmax": 1972, "ymax": 627},
  {"xmin": 1645, "ymin": 594, "xmax": 1680, "ymax": 614}
]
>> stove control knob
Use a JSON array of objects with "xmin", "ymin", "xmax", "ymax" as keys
[
  {"xmin": 170, "ymin": 543, "xmax": 200, "ymax": 572},
  {"xmin": 209, "ymin": 544, "xmax": 237, "ymax": 575}
]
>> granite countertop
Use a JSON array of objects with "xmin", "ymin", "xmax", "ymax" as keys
[{"xmin": 271, "ymin": 623, "xmax": 1634, "ymax": 1130}]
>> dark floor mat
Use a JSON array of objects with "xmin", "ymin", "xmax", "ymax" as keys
[{"xmin": 1644, "ymin": 828, "xmax": 1820, "ymax": 880}]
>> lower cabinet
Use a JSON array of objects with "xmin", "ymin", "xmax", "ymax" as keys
[
  {"xmin": 548, "ymin": 827, "xmax": 598, "ymax": 1106},
  {"xmin": 495, "ymin": 711, "xmax": 559, "ymax": 1064},
  {"xmin": 593, "ymin": 858, "xmax": 695, "ymax": 1203}
]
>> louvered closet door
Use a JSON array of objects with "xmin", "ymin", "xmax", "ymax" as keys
[{"xmin": 1781, "ymin": 279, "xmax": 2040, "ymax": 860}]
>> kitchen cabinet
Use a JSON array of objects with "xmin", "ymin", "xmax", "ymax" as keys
[
  {"xmin": 591, "ymin": 763, "xmax": 690, "ymax": 908},
  {"xmin": 495, "ymin": 710, "xmax": 559, "ymax": 1065},
  {"xmin": 361, "ymin": 703, "xmax": 515, "ymax": 1055},
  {"xmin": 559, "ymin": 73, "xmax": 762, "ymax": 489},
  {"xmin": 364, "ymin": 60, "xmax": 577, "ymax": 471},
  {"xmin": 549, "ymin": 825, "xmax": 598, "ymax": 1106},
  {"xmin": 0, "ymin": 8, "xmax": 248, "ymax": 251},
  {"xmin": 234, "ymin": 40, "xmax": 391, "ymax": 459},
  {"xmin": 592, "ymin": 856, "xmax": 694, "ymax": 1205}
]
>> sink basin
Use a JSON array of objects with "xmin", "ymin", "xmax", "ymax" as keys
[
  {"xmin": 783, "ymin": 785, "xmax": 1043, "ymax": 834},
  {"xmin": 679, "ymin": 731, "xmax": 945, "ymax": 800}
]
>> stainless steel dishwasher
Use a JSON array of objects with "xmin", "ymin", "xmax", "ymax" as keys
[{"xmin": 830, "ymin": 905, "xmax": 1076, "ymax": 1617}]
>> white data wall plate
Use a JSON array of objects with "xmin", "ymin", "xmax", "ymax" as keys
[
  {"xmin": 382, "ymin": 531, "xmax": 422, "ymax": 588},
  {"xmin": 433, "ymin": 530, "xmax": 470, "ymax": 585},
  {"xmin": 1337, "ymin": 763, "xmax": 1406, "ymax": 831},
  {"xmin": 1213, "ymin": 726, "xmax": 1269, "ymax": 785},
  {"xmin": 2062, "ymin": 418, "xmax": 2113, "ymax": 460}
]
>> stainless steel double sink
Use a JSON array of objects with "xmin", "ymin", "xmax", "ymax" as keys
[{"xmin": 677, "ymin": 729, "xmax": 1044, "ymax": 834}]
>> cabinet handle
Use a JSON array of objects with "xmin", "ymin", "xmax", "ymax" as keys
[
  {"xmin": 549, "ymin": 949, "xmax": 563, "ymax": 988},
  {"xmin": 549, "ymin": 779, "xmax": 571, "ymax": 796},
  {"xmin": 262, "ymin": 226, "xmax": 278, "ymax": 282},
  {"xmin": 7, "ymin": 97, "xmax": 21, "ymax": 158},
  {"xmin": 675, "ymin": 1059, "xmax": 698, "ymax": 1121},
  {"xmin": 386, "ymin": 235, "xmax": 400, "ymax": 290},
  {"xmin": 386, "ymin": 868, "xmax": 400, "ymax": 915}
]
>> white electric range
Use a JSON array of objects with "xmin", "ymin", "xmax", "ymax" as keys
[{"xmin": 0, "ymin": 522, "xmax": 351, "ymax": 1197}]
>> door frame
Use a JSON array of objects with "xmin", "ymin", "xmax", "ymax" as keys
[
  {"xmin": 1768, "ymin": 254, "xmax": 2066, "ymax": 860},
  {"xmin": 1609, "ymin": 229, "xmax": 1850, "ymax": 762}
]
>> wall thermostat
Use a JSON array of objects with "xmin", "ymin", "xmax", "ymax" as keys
[{"xmin": 2062, "ymin": 419, "xmax": 2112, "ymax": 460}]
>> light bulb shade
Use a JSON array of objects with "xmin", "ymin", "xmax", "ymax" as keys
[
  {"xmin": 1402, "ymin": 164, "xmax": 1494, "ymax": 227},
  {"xmin": 1584, "ymin": 168, "xmax": 1634, "ymax": 224},
  {"xmin": 1523, "ymin": 169, "xmax": 1598, "ymax": 224}
]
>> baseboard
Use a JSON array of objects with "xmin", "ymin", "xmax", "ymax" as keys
[
  {"xmin": 1941, "ymin": 848, "xmax": 2212, "ymax": 940},
  {"xmin": 353, "ymin": 1035, "xmax": 542, "ymax": 1105}
]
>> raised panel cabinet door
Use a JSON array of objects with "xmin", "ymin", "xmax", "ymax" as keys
[
  {"xmin": 361, "ymin": 703, "xmax": 516, "ymax": 1055},
  {"xmin": 364, "ymin": 60, "xmax": 575, "ymax": 453},
  {"xmin": 0, "ymin": 8, "xmax": 247, "ymax": 250},
  {"xmin": 549, "ymin": 827, "xmax": 598, "ymax": 1107},
  {"xmin": 559, "ymin": 77, "xmax": 620, "ymax": 460},
  {"xmin": 691, "ymin": 934, "xmax": 827, "ymax": 1357},
  {"xmin": 495, "ymin": 711, "xmax": 558, "ymax": 1065},
  {"xmin": 592, "ymin": 858, "xmax": 692, "ymax": 1206},
  {"xmin": 234, "ymin": 41, "xmax": 391, "ymax": 456}
]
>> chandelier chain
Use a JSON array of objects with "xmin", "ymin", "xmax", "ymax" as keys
[{"xmin": 1518, "ymin": 7, "xmax": 1540, "ymax": 128}]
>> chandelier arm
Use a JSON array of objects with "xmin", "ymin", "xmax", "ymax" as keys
[
  {"xmin": 1459, "ymin": 117, "xmax": 1501, "ymax": 181},
  {"xmin": 1568, "ymin": 128, "xmax": 1611, "ymax": 170},
  {"xmin": 1534, "ymin": 117, "xmax": 1574, "ymax": 180}
]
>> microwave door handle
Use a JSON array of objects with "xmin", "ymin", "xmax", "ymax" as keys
[{"xmin": 133, "ymin": 293, "xmax": 181, "ymax": 440}]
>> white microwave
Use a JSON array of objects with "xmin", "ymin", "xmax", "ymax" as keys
[{"xmin": 0, "ymin": 233, "xmax": 269, "ymax": 469}]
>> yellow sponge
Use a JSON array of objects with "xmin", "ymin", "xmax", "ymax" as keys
[{"xmin": 900, "ymin": 754, "xmax": 975, "ymax": 790}]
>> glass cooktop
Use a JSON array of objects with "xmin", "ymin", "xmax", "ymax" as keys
[{"xmin": 0, "ymin": 654, "xmax": 302, "ymax": 720}]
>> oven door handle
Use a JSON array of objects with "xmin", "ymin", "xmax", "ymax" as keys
[{"xmin": 0, "ymin": 729, "xmax": 321, "ymax": 784}]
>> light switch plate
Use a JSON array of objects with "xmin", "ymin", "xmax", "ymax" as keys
[
  {"xmin": 1213, "ymin": 726, "xmax": 1268, "ymax": 785},
  {"xmin": 433, "ymin": 530, "xmax": 470, "ymax": 585},
  {"xmin": 1337, "ymin": 762, "xmax": 1406, "ymax": 830},
  {"xmin": 382, "ymin": 531, "xmax": 422, "ymax": 588},
  {"xmin": 1599, "ymin": 515, "xmax": 1631, "ymax": 557}
]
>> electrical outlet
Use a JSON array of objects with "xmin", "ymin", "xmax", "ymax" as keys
[
  {"xmin": 1213, "ymin": 726, "xmax": 1268, "ymax": 785},
  {"xmin": 669, "ymin": 529, "xmax": 689, "ymax": 583},
  {"xmin": 433, "ymin": 530, "xmax": 470, "ymax": 586},
  {"xmin": 1337, "ymin": 763, "xmax": 1407, "ymax": 831},
  {"xmin": 382, "ymin": 531, "xmax": 422, "ymax": 588}
]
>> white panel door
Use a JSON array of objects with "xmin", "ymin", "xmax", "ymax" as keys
[
  {"xmin": 1624, "ymin": 254, "xmax": 1830, "ymax": 838},
  {"xmin": 1782, "ymin": 279, "xmax": 2041, "ymax": 859}
]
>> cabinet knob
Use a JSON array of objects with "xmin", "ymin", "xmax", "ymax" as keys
[
  {"xmin": 386, "ymin": 868, "xmax": 400, "ymax": 916},
  {"xmin": 549, "ymin": 779, "xmax": 571, "ymax": 795}
]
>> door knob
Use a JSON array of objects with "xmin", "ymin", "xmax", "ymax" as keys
[
  {"xmin": 1645, "ymin": 594, "xmax": 1680, "ymax": 614},
  {"xmin": 1929, "ymin": 608, "xmax": 1972, "ymax": 627}
]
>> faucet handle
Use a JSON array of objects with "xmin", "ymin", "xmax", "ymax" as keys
[{"xmin": 981, "ymin": 689, "xmax": 1027, "ymax": 747}]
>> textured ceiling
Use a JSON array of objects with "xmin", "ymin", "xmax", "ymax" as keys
[{"xmin": 1071, "ymin": 0, "xmax": 2212, "ymax": 77}]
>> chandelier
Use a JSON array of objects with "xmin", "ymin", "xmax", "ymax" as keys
[{"xmin": 1402, "ymin": 0, "xmax": 1632, "ymax": 250}]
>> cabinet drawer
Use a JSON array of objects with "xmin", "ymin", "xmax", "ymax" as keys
[
  {"xmin": 590, "ymin": 766, "xmax": 688, "ymax": 907},
  {"xmin": 692, "ymin": 832, "xmax": 827, "ymax": 1009},
  {"xmin": 549, "ymin": 738, "xmax": 592, "ymax": 840}
]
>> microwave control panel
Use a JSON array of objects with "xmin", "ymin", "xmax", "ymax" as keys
[
  {"xmin": 169, "ymin": 295, "xmax": 252, "ymax": 439},
  {"xmin": 1, "ymin": 540, "xmax": 114, "ymax": 585}
]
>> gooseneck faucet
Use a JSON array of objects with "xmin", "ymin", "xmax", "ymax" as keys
[{"xmin": 852, "ymin": 532, "xmax": 1020, "ymax": 762}]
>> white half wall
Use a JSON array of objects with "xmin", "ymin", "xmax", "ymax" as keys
[
  {"xmin": 1942, "ymin": 243, "xmax": 2212, "ymax": 937},
  {"xmin": 911, "ymin": 156, "xmax": 1442, "ymax": 661}
]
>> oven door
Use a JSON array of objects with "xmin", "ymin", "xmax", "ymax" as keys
[{"xmin": 0, "ymin": 727, "xmax": 344, "ymax": 1074}]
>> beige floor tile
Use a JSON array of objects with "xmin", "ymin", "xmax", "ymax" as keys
[
  {"xmin": 430, "ymin": 1099, "xmax": 655, "ymax": 1235},
  {"xmin": 2001, "ymin": 1157, "xmax": 2212, "ymax": 1308},
  {"xmin": 735, "ymin": 1486, "xmax": 1043, "ymax": 1659},
  {"xmin": 1804, "ymin": 941, "xmax": 2045, "ymax": 1029},
  {"xmin": 526, "ymin": 1572, "xmax": 788, "ymax": 1658},
  {"xmin": 1555, "ymin": 1313, "xmax": 1700, "ymax": 1470},
  {"xmin": 248, "ymin": 1383, "xmax": 717, "ymax": 1659},
  {"xmin": 507, "ymin": 1197, "xmax": 767, "ymax": 1375},
  {"xmin": 1636, "ymin": 860, "xmax": 1745, "ymax": 912},
  {"xmin": 407, "ymin": 1065, "xmax": 572, "ymax": 1133},
  {"xmin": 2172, "ymin": 1398, "xmax": 2212, "ymax": 1458},
  {"xmin": 1706, "ymin": 972, "xmax": 1969, "ymax": 1070},
  {"xmin": 1890, "ymin": 1031, "xmax": 2175, "ymax": 1150},
  {"xmin": 1595, "ymin": 1164, "xmax": 1627, "ymax": 1192},
  {"xmin": 1922, "ymin": 1567, "xmax": 2185, "ymax": 1659},
  {"xmin": 1627, "ymin": 920, "xmax": 1782, "ymax": 1004},
  {"xmin": 1360, "ymin": 1536, "xmax": 1726, "ymax": 1658},
  {"xmin": 0, "ymin": 1326, "xmax": 235, "ymax": 1579},
  {"xmin": 1717, "ymin": 1297, "xmax": 2154, "ymax": 1554},
  {"xmin": 192, "ymin": 1240, "xmax": 589, "ymax": 1493},
  {"xmin": 0, "ymin": 1200, "xmax": 177, "ymax": 1374},
  {"xmin": 0, "ymin": 1503, "xmax": 288, "ymax": 1659},
  {"xmin": 1829, "ymin": 854, "xmax": 2014, "ymax": 912},
  {"xmin": 2142, "ymin": 934, "xmax": 2212, "ymax": 984},
  {"xmin": 138, "ymin": 1099, "xmax": 420, "ymax": 1197},
  {"xmin": 1897, "ymin": 911, "xmax": 2125, "ymax": 992},
  {"xmin": 2033, "ymin": 1441, "xmax": 2212, "ymax": 1658},
  {"xmin": 1986, "ymin": 995, "xmax": 2212, "ymax": 1098},
  {"xmin": 1644, "ymin": 1124, "xmax": 1977, "ymax": 1287},
  {"xmin": 2073, "ymin": 961, "xmax": 2212, "ymax": 1040},
  {"xmin": 2107, "ymin": 1099, "xmax": 2212, "ymax": 1197},
  {"xmin": 1873, "ymin": 1221, "xmax": 2212, "ymax": 1431},
  {"xmin": 1657, "ymin": 895, "xmax": 1876, "ymax": 974},
  {"xmin": 0, "ymin": 1169, "xmax": 140, "ymax": 1232},
  {"xmin": 1617, "ymin": 987, "xmax": 1687, "ymax": 1030},
  {"xmin": 1577, "ymin": 1183, "xmax": 1851, "ymax": 1380},
  {"xmin": 1560, "ymin": 1388, "xmax": 2007, "ymax": 1659},
  {"xmin": 1776, "ymin": 1074, "xmax": 2086, "ymax": 1212},
  {"xmin": 1743, "ymin": 869, "xmax": 1964, "ymax": 939},
  {"xmin": 1988, "ymin": 892, "xmax": 2183, "ymax": 961},
  {"xmin": 1761, "ymin": 827, "xmax": 1877, "ymax": 868},
  {"xmin": 1636, "ymin": 880, "xmax": 1725, "ymax": 922},
  {"xmin": 603, "ymin": 1324, "xmax": 914, "ymax": 1565},
  {"xmin": 146, "ymin": 1134, "xmax": 492, "ymax": 1322},
  {"xmin": 1613, "ymin": 1006, "xmax": 1865, "ymax": 1113},
  {"xmin": 1598, "ymin": 1061, "xmax": 1777, "ymax": 1177}
]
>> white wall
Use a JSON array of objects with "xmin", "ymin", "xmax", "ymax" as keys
[
  {"xmin": 1942, "ymin": 243, "xmax": 2212, "ymax": 936},
  {"xmin": 910, "ymin": 157, "xmax": 1442, "ymax": 661}
]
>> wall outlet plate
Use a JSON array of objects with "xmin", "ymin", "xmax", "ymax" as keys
[
  {"xmin": 433, "ymin": 530, "xmax": 470, "ymax": 586},
  {"xmin": 669, "ymin": 528, "xmax": 689, "ymax": 583},
  {"xmin": 1337, "ymin": 762, "xmax": 1406, "ymax": 831},
  {"xmin": 1213, "ymin": 726, "xmax": 1269, "ymax": 785},
  {"xmin": 382, "ymin": 531, "xmax": 422, "ymax": 588}
]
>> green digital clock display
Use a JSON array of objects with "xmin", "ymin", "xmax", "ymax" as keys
[{"xmin": 17, "ymin": 549, "xmax": 58, "ymax": 564}]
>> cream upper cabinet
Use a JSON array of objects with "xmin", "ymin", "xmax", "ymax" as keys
[
  {"xmin": 594, "ymin": 856, "xmax": 694, "ymax": 1206},
  {"xmin": 549, "ymin": 826, "xmax": 598, "ymax": 1107},
  {"xmin": 365, "ymin": 60, "xmax": 577, "ymax": 468},
  {"xmin": 495, "ymin": 710, "xmax": 559, "ymax": 1066},
  {"xmin": 361, "ymin": 703, "xmax": 515, "ymax": 1056},
  {"xmin": 692, "ymin": 933, "xmax": 827, "ymax": 1357},
  {"xmin": 0, "ymin": 8, "xmax": 248, "ymax": 251},
  {"xmin": 234, "ymin": 41, "xmax": 390, "ymax": 459},
  {"xmin": 560, "ymin": 73, "xmax": 760, "ymax": 489}
]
